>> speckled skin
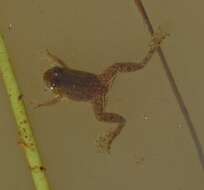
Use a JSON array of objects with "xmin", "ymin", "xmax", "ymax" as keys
[{"xmin": 37, "ymin": 30, "xmax": 167, "ymax": 152}]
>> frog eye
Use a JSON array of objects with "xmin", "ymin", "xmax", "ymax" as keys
[{"xmin": 53, "ymin": 71, "xmax": 59, "ymax": 77}]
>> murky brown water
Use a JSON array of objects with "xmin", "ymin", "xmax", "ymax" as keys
[{"xmin": 0, "ymin": 0, "xmax": 204, "ymax": 189}]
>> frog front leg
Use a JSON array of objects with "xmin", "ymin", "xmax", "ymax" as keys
[
  {"xmin": 45, "ymin": 50, "xmax": 68, "ymax": 68},
  {"xmin": 98, "ymin": 29, "xmax": 168, "ymax": 84},
  {"xmin": 35, "ymin": 95, "xmax": 62, "ymax": 108},
  {"xmin": 92, "ymin": 95, "xmax": 126, "ymax": 153}
]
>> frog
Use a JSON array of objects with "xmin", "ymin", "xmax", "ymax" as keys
[{"xmin": 37, "ymin": 30, "xmax": 168, "ymax": 153}]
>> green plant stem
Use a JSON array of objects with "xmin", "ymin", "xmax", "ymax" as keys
[{"xmin": 0, "ymin": 34, "xmax": 51, "ymax": 190}]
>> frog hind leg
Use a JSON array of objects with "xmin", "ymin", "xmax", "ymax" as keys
[
  {"xmin": 92, "ymin": 95, "xmax": 126, "ymax": 153},
  {"xmin": 98, "ymin": 29, "xmax": 168, "ymax": 85}
]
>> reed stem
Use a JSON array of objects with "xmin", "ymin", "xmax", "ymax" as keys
[{"xmin": 0, "ymin": 34, "xmax": 52, "ymax": 190}]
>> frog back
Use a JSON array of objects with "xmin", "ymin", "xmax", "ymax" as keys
[{"xmin": 58, "ymin": 68, "xmax": 107, "ymax": 101}]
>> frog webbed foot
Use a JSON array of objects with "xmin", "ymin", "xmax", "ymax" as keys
[
  {"xmin": 92, "ymin": 96, "xmax": 126, "ymax": 153},
  {"xmin": 95, "ymin": 125, "xmax": 124, "ymax": 153}
]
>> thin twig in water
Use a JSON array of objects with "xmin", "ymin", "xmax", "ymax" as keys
[{"xmin": 134, "ymin": 0, "xmax": 204, "ymax": 170}]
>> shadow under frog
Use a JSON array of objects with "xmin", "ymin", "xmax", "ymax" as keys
[{"xmin": 37, "ymin": 30, "xmax": 167, "ymax": 153}]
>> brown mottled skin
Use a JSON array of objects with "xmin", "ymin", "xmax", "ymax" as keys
[{"xmin": 37, "ymin": 30, "xmax": 167, "ymax": 152}]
